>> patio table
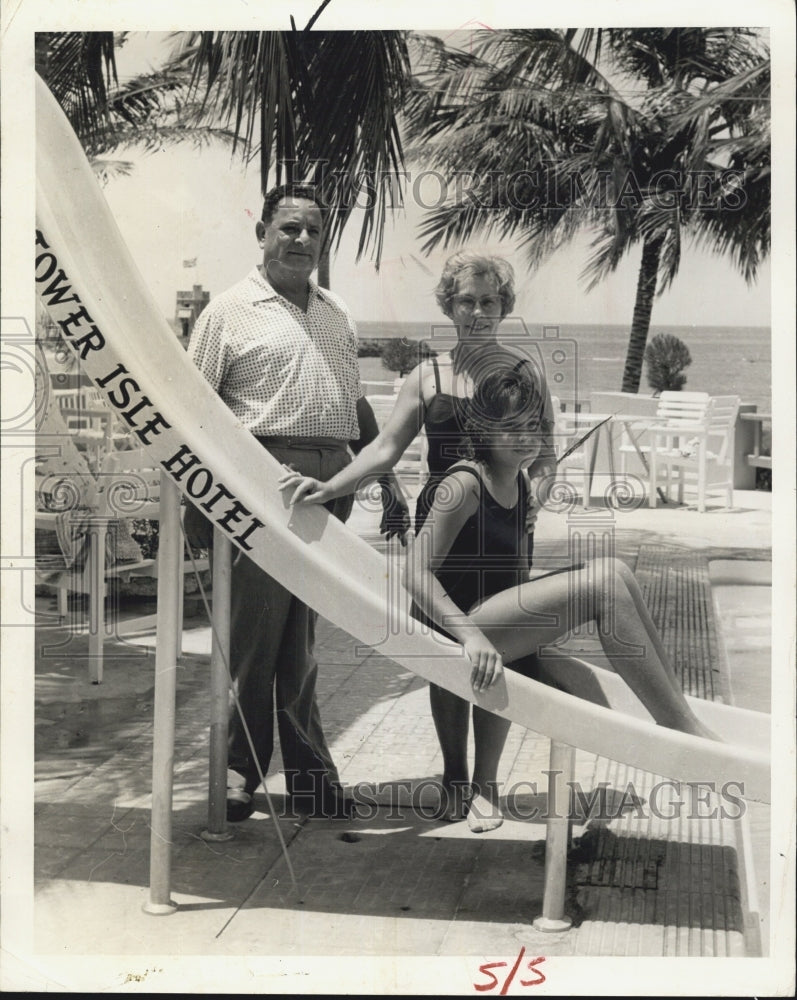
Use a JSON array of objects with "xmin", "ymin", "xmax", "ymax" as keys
[
  {"xmin": 610, "ymin": 414, "xmax": 669, "ymax": 477},
  {"xmin": 557, "ymin": 411, "xmax": 616, "ymax": 505}
]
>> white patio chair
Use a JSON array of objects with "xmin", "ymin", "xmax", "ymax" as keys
[
  {"xmin": 37, "ymin": 447, "xmax": 208, "ymax": 682},
  {"xmin": 53, "ymin": 385, "xmax": 135, "ymax": 468},
  {"xmin": 618, "ymin": 391, "xmax": 711, "ymax": 470},
  {"xmin": 646, "ymin": 394, "xmax": 741, "ymax": 511}
]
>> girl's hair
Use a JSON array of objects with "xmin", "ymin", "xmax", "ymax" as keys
[
  {"xmin": 463, "ymin": 367, "xmax": 545, "ymax": 461},
  {"xmin": 434, "ymin": 250, "xmax": 516, "ymax": 318}
]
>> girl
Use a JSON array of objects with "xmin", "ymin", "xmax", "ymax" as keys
[{"xmin": 402, "ymin": 368, "xmax": 718, "ymax": 833}]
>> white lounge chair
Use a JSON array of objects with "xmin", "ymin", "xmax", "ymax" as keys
[{"xmin": 53, "ymin": 385, "xmax": 135, "ymax": 469}]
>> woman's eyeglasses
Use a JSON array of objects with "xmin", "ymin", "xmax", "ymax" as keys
[{"xmin": 450, "ymin": 295, "xmax": 502, "ymax": 313}]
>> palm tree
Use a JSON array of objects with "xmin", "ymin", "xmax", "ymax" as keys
[
  {"xmin": 405, "ymin": 28, "xmax": 770, "ymax": 393},
  {"xmin": 37, "ymin": 28, "xmax": 412, "ymax": 288}
]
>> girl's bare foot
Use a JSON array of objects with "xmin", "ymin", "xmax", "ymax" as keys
[
  {"xmin": 670, "ymin": 712, "xmax": 724, "ymax": 742},
  {"xmin": 694, "ymin": 721, "xmax": 723, "ymax": 742},
  {"xmin": 437, "ymin": 779, "xmax": 470, "ymax": 822},
  {"xmin": 467, "ymin": 789, "xmax": 504, "ymax": 833}
]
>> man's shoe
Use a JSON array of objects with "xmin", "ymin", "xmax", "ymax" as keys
[
  {"xmin": 226, "ymin": 786, "xmax": 255, "ymax": 822},
  {"xmin": 226, "ymin": 770, "xmax": 257, "ymax": 822}
]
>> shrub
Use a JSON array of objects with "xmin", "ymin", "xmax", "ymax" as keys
[
  {"xmin": 644, "ymin": 333, "xmax": 692, "ymax": 394},
  {"xmin": 380, "ymin": 338, "xmax": 436, "ymax": 376},
  {"xmin": 131, "ymin": 518, "xmax": 159, "ymax": 560},
  {"xmin": 357, "ymin": 338, "xmax": 383, "ymax": 358}
]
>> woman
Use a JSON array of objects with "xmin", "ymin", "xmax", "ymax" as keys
[{"xmin": 280, "ymin": 250, "xmax": 557, "ymax": 821}]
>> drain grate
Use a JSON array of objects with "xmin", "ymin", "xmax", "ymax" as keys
[{"xmin": 574, "ymin": 832, "xmax": 665, "ymax": 889}]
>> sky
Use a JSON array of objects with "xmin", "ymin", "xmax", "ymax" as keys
[{"xmin": 103, "ymin": 30, "xmax": 771, "ymax": 331}]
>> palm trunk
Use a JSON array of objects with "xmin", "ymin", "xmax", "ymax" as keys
[
  {"xmin": 621, "ymin": 235, "xmax": 663, "ymax": 393},
  {"xmin": 317, "ymin": 247, "xmax": 331, "ymax": 290}
]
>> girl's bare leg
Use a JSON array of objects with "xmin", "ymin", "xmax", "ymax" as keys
[
  {"xmin": 513, "ymin": 651, "xmax": 613, "ymax": 707},
  {"xmin": 470, "ymin": 561, "xmax": 717, "ymax": 739},
  {"xmin": 466, "ymin": 655, "xmax": 612, "ymax": 834},
  {"xmin": 429, "ymin": 684, "xmax": 470, "ymax": 820},
  {"xmin": 469, "ymin": 708, "xmax": 510, "ymax": 832},
  {"xmin": 612, "ymin": 559, "xmax": 683, "ymax": 697}
]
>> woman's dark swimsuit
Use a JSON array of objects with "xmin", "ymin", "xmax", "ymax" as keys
[
  {"xmin": 414, "ymin": 354, "xmax": 546, "ymax": 545},
  {"xmin": 415, "ymin": 356, "xmax": 472, "ymax": 533}
]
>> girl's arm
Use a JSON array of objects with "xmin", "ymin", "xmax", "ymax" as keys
[
  {"xmin": 402, "ymin": 469, "xmax": 505, "ymax": 692},
  {"xmin": 279, "ymin": 362, "xmax": 427, "ymax": 505}
]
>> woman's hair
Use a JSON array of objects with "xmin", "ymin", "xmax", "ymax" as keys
[
  {"xmin": 434, "ymin": 251, "xmax": 516, "ymax": 318},
  {"xmin": 463, "ymin": 367, "xmax": 545, "ymax": 462}
]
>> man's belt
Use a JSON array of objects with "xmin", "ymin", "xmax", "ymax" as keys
[{"xmin": 256, "ymin": 435, "xmax": 349, "ymax": 451}]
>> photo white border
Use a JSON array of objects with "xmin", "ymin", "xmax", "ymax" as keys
[{"xmin": 2, "ymin": 0, "xmax": 794, "ymax": 994}]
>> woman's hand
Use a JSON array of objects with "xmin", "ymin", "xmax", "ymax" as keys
[
  {"xmin": 525, "ymin": 469, "xmax": 549, "ymax": 532},
  {"xmin": 525, "ymin": 495, "xmax": 541, "ymax": 534},
  {"xmin": 377, "ymin": 476, "xmax": 411, "ymax": 546},
  {"xmin": 462, "ymin": 634, "xmax": 504, "ymax": 692},
  {"xmin": 278, "ymin": 468, "xmax": 331, "ymax": 506}
]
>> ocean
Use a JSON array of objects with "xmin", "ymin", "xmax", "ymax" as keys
[{"xmin": 357, "ymin": 321, "xmax": 772, "ymax": 415}]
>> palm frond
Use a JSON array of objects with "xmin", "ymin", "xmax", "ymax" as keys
[
  {"xmin": 686, "ymin": 171, "xmax": 770, "ymax": 283},
  {"xmin": 296, "ymin": 31, "xmax": 410, "ymax": 261},
  {"xmin": 90, "ymin": 158, "xmax": 134, "ymax": 187},
  {"xmin": 168, "ymin": 30, "xmax": 410, "ymax": 266},
  {"xmin": 38, "ymin": 34, "xmax": 235, "ymax": 161},
  {"xmin": 473, "ymin": 29, "xmax": 616, "ymax": 95},
  {"xmin": 633, "ymin": 198, "xmax": 683, "ymax": 291},
  {"xmin": 36, "ymin": 32, "xmax": 117, "ymax": 147},
  {"xmin": 90, "ymin": 121, "xmax": 239, "ymax": 157},
  {"xmin": 580, "ymin": 219, "xmax": 637, "ymax": 290},
  {"xmin": 170, "ymin": 31, "xmax": 299, "ymax": 183}
]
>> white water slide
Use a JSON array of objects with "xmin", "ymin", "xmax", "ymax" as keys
[{"xmin": 35, "ymin": 72, "xmax": 769, "ymax": 853}]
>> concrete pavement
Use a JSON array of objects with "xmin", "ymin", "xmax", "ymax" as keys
[{"xmin": 28, "ymin": 486, "xmax": 773, "ymax": 989}]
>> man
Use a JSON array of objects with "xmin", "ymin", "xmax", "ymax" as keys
[{"xmin": 186, "ymin": 183, "xmax": 408, "ymax": 821}]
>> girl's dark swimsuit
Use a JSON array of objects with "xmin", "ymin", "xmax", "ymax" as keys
[
  {"xmin": 429, "ymin": 464, "xmax": 528, "ymax": 614},
  {"xmin": 413, "ymin": 464, "xmax": 528, "ymax": 643}
]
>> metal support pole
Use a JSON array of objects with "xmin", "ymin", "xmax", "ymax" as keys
[
  {"xmin": 143, "ymin": 475, "xmax": 182, "ymax": 915},
  {"xmin": 533, "ymin": 740, "xmax": 575, "ymax": 932},
  {"xmin": 202, "ymin": 530, "xmax": 233, "ymax": 841},
  {"xmin": 175, "ymin": 563, "xmax": 184, "ymax": 661},
  {"xmin": 86, "ymin": 518, "xmax": 107, "ymax": 684}
]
